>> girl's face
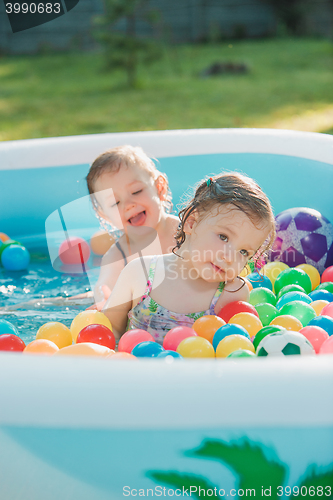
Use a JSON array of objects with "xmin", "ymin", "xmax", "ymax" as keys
[
  {"xmin": 93, "ymin": 163, "xmax": 166, "ymax": 231},
  {"xmin": 184, "ymin": 204, "xmax": 271, "ymax": 282}
]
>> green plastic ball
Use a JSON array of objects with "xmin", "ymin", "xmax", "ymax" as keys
[
  {"xmin": 255, "ymin": 303, "xmax": 278, "ymax": 327},
  {"xmin": 227, "ymin": 349, "xmax": 256, "ymax": 358},
  {"xmin": 279, "ymin": 300, "xmax": 316, "ymax": 327},
  {"xmin": 315, "ymin": 282, "xmax": 333, "ymax": 294},
  {"xmin": 274, "ymin": 268, "xmax": 312, "ymax": 296},
  {"xmin": 253, "ymin": 325, "xmax": 285, "ymax": 351},
  {"xmin": 276, "ymin": 284, "xmax": 306, "ymax": 299},
  {"xmin": 0, "ymin": 240, "xmax": 22, "ymax": 259},
  {"xmin": 249, "ymin": 287, "xmax": 277, "ymax": 306}
]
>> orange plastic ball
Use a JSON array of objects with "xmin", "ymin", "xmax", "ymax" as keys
[
  {"xmin": 70, "ymin": 310, "xmax": 112, "ymax": 342},
  {"xmin": 36, "ymin": 322, "xmax": 72, "ymax": 349},
  {"xmin": 54, "ymin": 342, "xmax": 113, "ymax": 357},
  {"xmin": 192, "ymin": 315, "xmax": 225, "ymax": 344},
  {"xmin": 177, "ymin": 337, "xmax": 215, "ymax": 358},
  {"xmin": 90, "ymin": 231, "xmax": 115, "ymax": 256},
  {"xmin": 216, "ymin": 334, "xmax": 255, "ymax": 358},
  {"xmin": 270, "ymin": 314, "xmax": 303, "ymax": 331},
  {"xmin": 228, "ymin": 312, "xmax": 263, "ymax": 337},
  {"xmin": 24, "ymin": 339, "xmax": 59, "ymax": 355},
  {"xmin": 244, "ymin": 278, "xmax": 253, "ymax": 292},
  {"xmin": 0, "ymin": 232, "xmax": 10, "ymax": 242},
  {"xmin": 310, "ymin": 300, "xmax": 329, "ymax": 315},
  {"xmin": 107, "ymin": 352, "xmax": 138, "ymax": 360}
]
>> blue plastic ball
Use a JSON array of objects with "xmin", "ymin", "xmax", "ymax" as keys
[
  {"xmin": 156, "ymin": 350, "xmax": 183, "ymax": 359},
  {"xmin": 0, "ymin": 319, "xmax": 19, "ymax": 336},
  {"xmin": 247, "ymin": 272, "xmax": 273, "ymax": 290},
  {"xmin": 213, "ymin": 323, "xmax": 250, "ymax": 351},
  {"xmin": 276, "ymin": 291, "xmax": 312, "ymax": 310},
  {"xmin": 131, "ymin": 341, "xmax": 164, "ymax": 357},
  {"xmin": 309, "ymin": 290, "xmax": 333, "ymax": 303},
  {"xmin": 1, "ymin": 244, "xmax": 30, "ymax": 271},
  {"xmin": 307, "ymin": 316, "xmax": 333, "ymax": 336}
]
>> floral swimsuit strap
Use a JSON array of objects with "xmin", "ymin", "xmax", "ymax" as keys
[
  {"xmin": 209, "ymin": 281, "xmax": 225, "ymax": 313},
  {"xmin": 140, "ymin": 255, "xmax": 158, "ymax": 302}
]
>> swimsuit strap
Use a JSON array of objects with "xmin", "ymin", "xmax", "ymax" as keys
[
  {"xmin": 140, "ymin": 255, "xmax": 158, "ymax": 301},
  {"xmin": 115, "ymin": 240, "xmax": 128, "ymax": 266},
  {"xmin": 209, "ymin": 281, "xmax": 225, "ymax": 312}
]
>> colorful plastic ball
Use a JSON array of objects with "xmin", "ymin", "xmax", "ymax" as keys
[
  {"xmin": 227, "ymin": 349, "xmax": 256, "ymax": 358},
  {"xmin": 296, "ymin": 264, "xmax": 320, "ymax": 290},
  {"xmin": 76, "ymin": 324, "xmax": 115, "ymax": 350},
  {"xmin": 319, "ymin": 336, "xmax": 333, "ymax": 355},
  {"xmin": 212, "ymin": 323, "xmax": 249, "ymax": 351},
  {"xmin": 279, "ymin": 300, "xmax": 316, "ymax": 327},
  {"xmin": 1, "ymin": 244, "xmax": 30, "ymax": 271},
  {"xmin": 156, "ymin": 350, "xmax": 183, "ymax": 359},
  {"xmin": 23, "ymin": 339, "xmax": 59, "ymax": 355},
  {"xmin": 276, "ymin": 291, "xmax": 312, "ymax": 310},
  {"xmin": 320, "ymin": 302, "xmax": 333, "ymax": 318},
  {"xmin": 36, "ymin": 322, "xmax": 73, "ymax": 349},
  {"xmin": 90, "ymin": 230, "xmax": 115, "ymax": 256},
  {"xmin": 107, "ymin": 352, "xmax": 137, "ymax": 360},
  {"xmin": 249, "ymin": 287, "xmax": 277, "ymax": 307},
  {"xmin": 217, "ymin": 301, "xmax": 259, "ymax": 323},
  {"xmin": 0, "ymin": 334, "xmax": 25, "ymax": 352},
  {"xmin": 70, "ymin": 310, "xmax": 112, "ymax": 342},
  {"xmin": 0, "ymin": 232, "xmax": 10, "ymax": 242},
  {"xmin": 277, "ymin": 284, "xmax": 306, "ymax": 299},
  {"xmin": 228, "ymin": 312, "xmax": 263, "ymax": 337},
  {"xmin": 244, "ymin": 278, "xmax": 253, "ymax": 292},
  {"xmin": 59, "ymin": 237, "xmax": 90, "ymax": 265},
  {"xmin": 131, "ymin": 341, "xmax": 164, "ymax": 357},
  {"xmin": 55, "ymin": 342, "xmax": 112, "ymax": 357},
  {"xmin": 309, "ymin": 290, "xmax": 333, "ymax": 302},
  {"xmin": 239, "ymin": 263, "xmax": 253, "ymax": 277},
  {"xmin": 315, "ymin": 282, "xmax": 333, "ymax": 294},
  {"xmin": 321, "ymin": 266, "xmax": 333, "ymax": 284},
  {"xmin": 215, "ymin": 335, "xmax": 255, "ymax": 358},
  {"xmin": 0, "ymin": 319, "xmax": 19, "ymax": 336},
  {"xmin": 274, "ymin": 268, "xmax": 312, "ymax": 296},
  {"xmin": 254, "ymin": 303, "xmax": 278, "ymax": 327},
  {"xmin": 299, "ymin": 325, "xmax": 329, "ymax": 354},
  {"xmin": 118, "ymin": 329, "xmax": 155, "ymax": 353},
  {"xmin": 253, "ymin": 325, "xmax": 285, "ymax": 351},
  {"xmin": 308, "ymin": 315, "xmax": 333, "ymax": 336},
  {"xmin": 270, "ymin": 314, "xmax": 303, "ymax": 331},
  {"xmin": 177, "ymin": 337, "xmax": 215, "ymax": 358},
  {"xmin": 0, "ymin": 239, "xmax": 23, "ymax": 259},
  {"xmin": 310, "ymin": 300, "xmax": 329, "ymax": 315},
  {"xmin": 192, "ymin": 315, "xmax": 225, "ymax": 344},
  {"xmin": 246, "ymin": 272, "xmax": 273, "ymax": 290},
  {"xmin": 262, "ymin": 262, "xmax": 289, "ymax": 289},
  {"xmin": 163, "ymin": 326, "xmax": 197, "ymax": 351}
]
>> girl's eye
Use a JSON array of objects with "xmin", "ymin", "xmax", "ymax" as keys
[
  {"xmin": 219, "ymin": 234, "xmax": 228, "ymax": 242},
  {"xmin": 240, "ymin": 249, "xmax": 249, "ymax": 257},
  {"xmin": 132, "ymin": 189, "xmax": 142, "ymax": 195}
]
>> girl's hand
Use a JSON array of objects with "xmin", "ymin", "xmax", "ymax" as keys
[{"xmin": 86, "ymin": 285, "xmax": 111, "ymax": 311}]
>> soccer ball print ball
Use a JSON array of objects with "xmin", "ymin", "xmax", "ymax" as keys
[
  {"xmin": 257, "ymin": 330, "xmax": 315, "ymax": 356},
  {"xmin": 269, "ymin": 207, "xmax": 333, "ymax": 274}
]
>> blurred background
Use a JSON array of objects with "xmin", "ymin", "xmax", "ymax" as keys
[{"xmin": 0, "ymin": 0, "xmax": 332, "ymax": 141}]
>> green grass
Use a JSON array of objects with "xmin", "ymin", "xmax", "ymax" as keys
[{"xmin": 0, "ymin": 38, "xmax": 333, "ymax": 141}]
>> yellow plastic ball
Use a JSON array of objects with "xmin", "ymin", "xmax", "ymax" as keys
[
  {"xmin": 310, "ymin": 300, "xmax": 329, "ymax": 315},
  {"xmin": 239, "ymin": 264, "xmax": 252, "ymax": 278},
  {"xmin": 36, "ymin": 322, "xmax": 73, "ymax": 349},
  {"xmin": 23, "ymin": 339, "xmax": 59, "ymax": 355},
  {"xmin": 270, "ymin": 314, "xmax": 303, "ymax": 331},
  {"xmin": 177, "ymin": 337, "xmax": 215, "ymax": 358},
  {"xmin": 70, "ymin": 310, "xmax": 112, "ymax": 342},
  {"xmin": 262, "ymin": 262, "xmax": 289, "ymax": 290},
  {"xmin": 90, "ymin": 230, "xmax": 115, "ymax": 256},
  {"xmin": 228, "ymin": 312, "xmax": 263, "ymax": 337},
  {"xmin": 192, "ymin": 315, "xmax": 225, "ymax": 344},
  {"xmin": 216, "ymin": 334, "xmax": 255, "ymax": 358},
  {"xmin": 54, "ymin": 342, "xmax": 113, "ymax": 357},
  {"xmin": 296, "ymin": 264, "xmax": 320, "ymax": 290}
]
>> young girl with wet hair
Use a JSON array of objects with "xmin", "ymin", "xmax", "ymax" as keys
[{"xmin": 103, "ymin": 172, "xmax": 276, "ymax": 343}]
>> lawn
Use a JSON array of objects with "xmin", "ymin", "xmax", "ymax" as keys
[{"xmin": 0, "ymin": 37, "xmax": 332, "ymax": 141}]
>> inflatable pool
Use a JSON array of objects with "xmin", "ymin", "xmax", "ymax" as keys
[{"xmin": 0, "ymin": 129, "xmax": 333, "ymax": 500}]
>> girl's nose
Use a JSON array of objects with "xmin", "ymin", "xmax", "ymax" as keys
[{"xmin": 219, "ymin": 245, "xmax": 234, "ymax": 264}]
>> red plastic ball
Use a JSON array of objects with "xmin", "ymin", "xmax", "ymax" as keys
[
  {"xmin": 118, "ymin": 329, "xmax": 155, "ymax": 353},
  {"xmin": 321, "ymin": 266, "xmax": 333, "ymax": 284},
  {"xmin": 299, "ymin": 325, "xmax": 329, "ymax": 354},
  {"xmin": 217, "ymin": 300, "xmax": 259, "ymax": 323},
  {"xmin": 76, "ymin": 324, "xmax": 115, "ymax": 350},
  {"xmin": 59, "ymin": 237, "xmax": 90, "ymax": 265},
  {"xmin": 0, "ymin": 334, "xmax": 26, "ymax": 352},
  {"xmin": 319, "ymin": 335, "xmax": 333, "ymax": 355},
  {"xmin": 320, "ymin": 302, "xmax": 333, "ymax": 319},
  {"xmin": 163, "ymin": 326, "xmax": 197, "ymax": 351}
]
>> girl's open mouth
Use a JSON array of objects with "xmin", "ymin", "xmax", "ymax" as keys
[{"xmin": 128, "ymin": 211, "xmax": 146, "ymax": 226}]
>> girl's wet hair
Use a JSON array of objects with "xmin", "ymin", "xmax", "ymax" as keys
[
  {"xmin": 86, "ymin": 145, "xmax": 172, "ymax": 213},
  {"xmin": 173, "ymin": 172, "xmax": 276, "ymax": 270}
]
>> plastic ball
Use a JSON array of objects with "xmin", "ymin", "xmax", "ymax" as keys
[
  {"xmin": 177, "ymin": 337, "xmax": 215, "ymax": 358},
  {"xmin": 118, "ymin": 329, "xmax": 155, "ymax": 353},
  {"xmin": 320, "ymin": 302, "xmax": 333, "ymax": 319},
  {"xmin": 244, "ymin": 278, "xmax": 253, "ymax": 292},
  {"xmin": 216, "ymin": 334, "xmax": 255, "ymax": 358},
  {"xmin": 36, "ymin": 322, "xmax": 73, "ymax": 349},
  {"xmin": 0, "ymin": 319, "xmax": 19, "ymax": 336},
  {"xmin": 76, "ymin": 324, "xmax": 115, "ymax": 350},
  {"xmin": 0, "ymin": 239, "xmax": 23, "ymax": 259},
  {"xmin": 257, "ymin": 330, "xmax": 315, "ymax": 356},
  {"xmin": 59, "ymin": 237, "xmax": 90, "ymax": 265},
  {"xmin": 277, "ymin": 284, "xmax": 307, "ymax": 299},
  {"xmin": 0, "ymin": 334, "xmax": 25, "ymax": 352},
  {"xmin": 55, "ymin": 342, "xmax": 113, "ymax": 357},
  {"xmin": 192, "ymin": 315, "xmax": 225, "ymax": 344},
  {"xmin": 276, "ymin": 291, "xmax": 312, "ymax": 310},
  {"xmin": 0, "ymin": 232, "xmax": 10, "ymax": 242},
  {"xmin": 254, "ymin": 303, "xmax": 278, "ymax": 327},
  {"xmin": 212, "ymin": 323, "xmax": 250, "ymax": 351},
  {"xmin": 310, "ymin": 300, "xmax": 329, "ymax": 315},
  {"xmin": 299, "ymin": 326, "xmax": 329, "ymax": 354},
  {"xmin": 274, "ymin": 268, "xmax": 312, "ymax": 296},
  {"xmin": 1, "ymin": 244, "xmax": 30, "ymax": 271},
  {"xmin": 90, "ymin": 230, "xmax": 115, "ymax": 256},
  {"xmin": 217, "ymin": 301, "xmax": 259, "ymax": 323},
  {"xmin": 319, "ymin": 336, "xmax": 333, "ymax": 355},
  {"xmin": 156, "ymin": 350, "xmax": 183, "ymax": 359},
  {"xmin": 163, "ymin": 326, "xmax": 197, "ymax": 351},
  {"xmin": 23, "ymin": 339, "xmax": 59, "ymax": 355},
  {"xmin": 107, "ymin": 352, "xmax": 137, "ymax": 360},
  {"xmin": 249, "ymin": 287, "xmax": 277, "ymax": 307},
  {"xmin": 279, "ymin": 300, "xmax": 316, "ymax": 327},
  {"xmin": 253, "ymin": 325, "xmax": 285, "ymax": 351},
  {"xmin": 296, "ymin": 264, "xmax": 320, "ymax": 290},
  {"xmin": 228, "ymin": 312, "xmax": 263, "ymax": 337},
  {"xmin": 70, "ymin": 310, "xmax": 112, "ymax": 342},
  {"xmin": 309, "ymin": 290, "xmax": 333, "ymax": 302},
  {"xmin": 270, "ymin": 315, "xmax": 303, "ymax": 331},
  {"xmin": 246, "ymin": 272, "xmax": 273, "ymax": 290},
  {"xmin": 239, "ymin": 263, "xmax": 253, "ymax": 277},
  {"xmin": 316, "ymin": 282, "xmax": 333, "ymax": 294},
  {"xmin": 262, "ymin": 262, "xmax": 289, "ymax": 289},
  {"xmin": 308, "ymin": 315, "xmax": 333, "ymax": 336},
  {"xmin": 131, "ymin": 341, "xmax": 164, "ymax": 357},
  {"xmin": 321, "ymin": 265, "xmax": 333, "ymax": 283},
  {"xmin": 227, "ymin": 349, "xmax": 256, "ymax": 358}
]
